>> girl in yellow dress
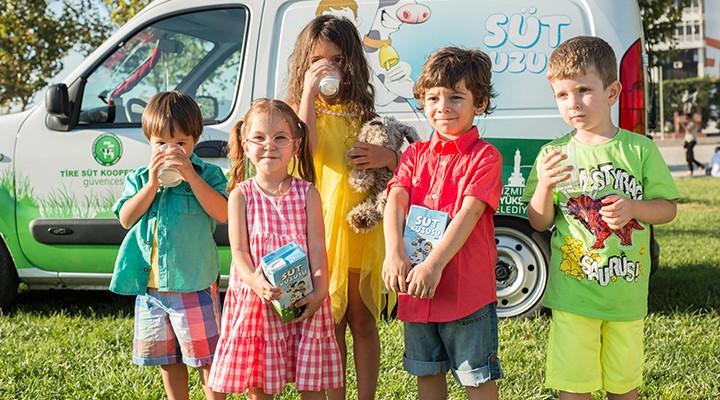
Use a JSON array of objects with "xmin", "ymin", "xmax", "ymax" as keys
[{"xmin": 287, "ymin": 14, "xmax": 398, "ymax": 400}]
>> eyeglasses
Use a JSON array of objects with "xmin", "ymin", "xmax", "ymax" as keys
[{"xmin": 243, "ymin": 135, "xmax": 295, "ymax": 148}]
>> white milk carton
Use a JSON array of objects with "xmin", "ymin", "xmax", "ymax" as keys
[{"xmin": 260, "ymin": 241, "xmax": 314, "ymax": 323}]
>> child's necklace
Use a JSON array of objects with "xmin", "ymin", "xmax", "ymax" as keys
[
  {"xmin": 315, "ymin": 103, "xmax": 358, "ymax": 118},
  {"xmin": 256, "ymin": 175, "xmax": 291, "ymax": 197}
]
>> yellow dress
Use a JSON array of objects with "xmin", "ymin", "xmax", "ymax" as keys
[{"xmin": 313, "ymin": 100, "xmax": 387, "ymax": 323}]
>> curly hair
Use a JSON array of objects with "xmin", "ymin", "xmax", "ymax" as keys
[{"xmin": 413, "ymin": 46, "xmax": 497, "ymax": 116}]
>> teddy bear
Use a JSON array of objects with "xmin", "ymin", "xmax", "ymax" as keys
[{"xmin": 346, "ymin": 115, "xmax": 420, "ymax": 233}]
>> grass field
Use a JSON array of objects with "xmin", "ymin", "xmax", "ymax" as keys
[{"xmin": 0, "ymin": 178, "xmax": 718, "ymax": 399}]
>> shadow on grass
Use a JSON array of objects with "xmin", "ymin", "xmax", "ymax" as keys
[
  {"xmin": 649, "ymin": 263, "xmax": 720, "ymax": 314},
  {"xmin": 6, "ymin": 289, "xmax": 135, "ymax": 318}
]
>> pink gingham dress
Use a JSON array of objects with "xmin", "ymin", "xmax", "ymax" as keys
[{"xmin": 209, "ymin": 177, "xmax": 343, "ymax": 394}]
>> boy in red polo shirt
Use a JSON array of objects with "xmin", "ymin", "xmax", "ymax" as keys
[{"xmin": 383, "ymin": 46, "xmax": 504, "ymax": 400}]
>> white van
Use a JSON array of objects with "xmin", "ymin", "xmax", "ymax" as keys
[{"xmin": 0, "ymin": 0, "xmax": 648, "ymax": 318}]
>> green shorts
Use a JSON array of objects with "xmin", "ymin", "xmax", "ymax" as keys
[{"xmin": 546, "ymin": 309, "xmax": 643, "ymax": 394}]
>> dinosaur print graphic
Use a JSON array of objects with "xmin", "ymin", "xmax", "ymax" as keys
[{"xmin": 565, "ymin": 194, "xmax": 644, "ymax": 249}]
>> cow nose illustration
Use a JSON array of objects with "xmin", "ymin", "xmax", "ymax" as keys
[{"xmin": 396, "ymin": 3, "xmax": 431, "ymax": 24}]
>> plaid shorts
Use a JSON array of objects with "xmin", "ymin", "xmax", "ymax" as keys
[{"xmin": 133, "ymin": 283, "xmax": 221, "ymax": 367}]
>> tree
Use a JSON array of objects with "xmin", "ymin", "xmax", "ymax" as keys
[
  {"xmin": 1, "ymin": 1, "xmax": 68, "ymax": 110},
  {"xmin": 638, "ymin": 0, "xmax": 691, "ymax": 68},
  {"xmin": 104, "ymin": 0, "xmax": 152, "ymax": 28},
  {"xmin": 0, "ymin": 0, "xmax": 150, "ymax": 112}
]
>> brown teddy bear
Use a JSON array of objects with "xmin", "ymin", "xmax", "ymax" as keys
[{"xmin": 346, "ymin": 116, "xmax": 420, "ymax": 233}]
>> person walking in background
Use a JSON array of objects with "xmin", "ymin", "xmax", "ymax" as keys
[
  {"xmin": 209, "ymin": 99, "xmax": 342, "ymax": 399},
  {"xmin": 383, "ymin": 46, "xmax": 504, "ymax": 400},
  {"xmin": 110, "ymin": 91, "xmax": 228, "ymax": 400},
  {"xmin": 523, "ymin": 36, "xmax": 679, "ymax": 400},
  {"xmin": 287, "ymin": 15, "xmax": 398, "ymax": 400},
  {"xmin": 683, "ymin": 123, "xmax": 705, "ymax": 176}
]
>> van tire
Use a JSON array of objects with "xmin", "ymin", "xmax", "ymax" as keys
[
  {"xmin": 0, "ymin": 241, "xmax": 19, "ymax": 309},
  {"xmin": 494, "ymin": 217, "xmax": 550, "ymax": 319}
]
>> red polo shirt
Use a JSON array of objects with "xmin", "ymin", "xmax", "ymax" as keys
[{"xmin": 388, "ymin": 126, "xmax": 503, "ymax": 323}]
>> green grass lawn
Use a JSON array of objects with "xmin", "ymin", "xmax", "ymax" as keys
[{"xmin": 1, "ymin": 178, "xmax": 718, "ymax": 399}]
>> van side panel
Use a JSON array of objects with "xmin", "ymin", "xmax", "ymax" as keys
[
  {"xmin": 0, "ymin": 110, "xmax": 34, "ymax": 270},
  {"xmin": 263, "ymin": 0, "xmax": 641, "ymax": 220}
]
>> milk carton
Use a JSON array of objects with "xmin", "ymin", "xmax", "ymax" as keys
[{"xmin": 260, "ymin": 241, "xmax": 314, "ymax": 323}]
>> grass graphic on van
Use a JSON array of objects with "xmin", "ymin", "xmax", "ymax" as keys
[
  {"xmin": 4, "ymin": 171, "xmax": 116, "ymax": 219},
  {"xmin": 0, "ymin": 168, "xmax": 15, "ymax": 197},
  {"xmin": 35, "ymin": 185, "xmax": 117, "ymax": 219}
]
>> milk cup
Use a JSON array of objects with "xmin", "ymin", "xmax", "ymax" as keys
[
  {"xmin": 157, "ymin": 144, "xmax": 183, "ymax": 187},
  {"xmin": 546, "ymin": 141, "xmax": 580, "ymax": 191},
  {"xmin": 318, "ymin": 70, "xmax": 340, "ymax": 98}
]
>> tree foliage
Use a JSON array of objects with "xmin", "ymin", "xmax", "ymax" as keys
[
  {"xmin": 0, "ymin": 1, "xmax": 98, "ymax": 110},
  {"xmin": 0, "ymin": 0, "xmax": 150, "ymax": 112},
  {"xmin": 638, "ymin": 0, "xmax": 691, "ymax": 68},
  {"xmin": 104, "ymin": 0, "xmax": 152, "ymax": 28}
]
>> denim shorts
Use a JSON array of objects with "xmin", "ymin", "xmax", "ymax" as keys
[
  {"xmin": 403, "ymin": 302, "xmax": 503, "ymax": 386},
  {"xmin": 133, "ymin": 283, "xmax": 221, "ymax": 367}
]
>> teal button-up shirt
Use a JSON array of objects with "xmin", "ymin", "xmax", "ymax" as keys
[{"xmin": 110, "ymin": 154, "xmax": 228, "ymax": 295}]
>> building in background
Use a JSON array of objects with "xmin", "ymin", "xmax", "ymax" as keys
[
  {"xmin": 653, "ymin": 0, "xmax": 720, "ymax": 79},
  {"xmin": 704, "ymin": 0, "xmax": 720, "ymax": 77}
]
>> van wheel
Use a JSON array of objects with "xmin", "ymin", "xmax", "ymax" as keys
[
  {"xmin": 494, "ymin": 217, "xmax": 550, "ymax": 319},
  {"xmin": 0, "ymin": 241, "xmax": 19, "ymax": 309}
]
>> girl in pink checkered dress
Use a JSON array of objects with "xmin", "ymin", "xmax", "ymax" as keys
[{"xmin": 209, "ymin": 99, "xmax": 342, "ymax": 399}]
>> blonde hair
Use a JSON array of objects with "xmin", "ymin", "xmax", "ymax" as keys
[
  {"xmin": 414, "ymin": 47, "xmax": 497, "ymax": 116},
  {"xmin": 142, "ymin": 91, "xmax": 203, "ymax": 140},
  {"xmin": 287, "ymin": 15, "xmax": 375, "ymax": 123},
  {"xmin": 315, "ymin": 0, "xmax": 358, "ymax": 17},
  {"xmin": 546, "ymin": 36, "xmax": 617, "ymax": 88},
  {"xmin": 226, "ymin": 99, "xmax": 316, "ymax": 192}
]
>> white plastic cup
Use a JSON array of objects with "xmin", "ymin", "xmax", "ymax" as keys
[
  {"xmin": 158, "ymin": 167, "xmax": 182, "ymax": 187},
  {"xmin": 546, "ymin": 141, "xmax": 580, "ymax": 191},
  {"xmin": 318, "ymin": 71, "xmax": 340, "ymax": 98},
  {"xmin": 157, "ymin": 144, "xmax": 183, "ymax": 187}
]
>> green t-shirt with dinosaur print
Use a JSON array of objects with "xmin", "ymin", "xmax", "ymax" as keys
[{"xmin": 522, "ymin": 129, "xmax": 679, "ymax": 321}]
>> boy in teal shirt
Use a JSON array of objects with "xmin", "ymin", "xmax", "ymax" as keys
[
  {"xmin": 522, "ymin": 37, "xmax": 678, "ymax": 399},
  {"xmin": 111, "ymin": 91, "xmax": 227, "ymax": 400}
]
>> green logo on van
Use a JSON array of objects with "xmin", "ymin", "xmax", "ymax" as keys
[{"xmin": 93, "ymin": 134, "xmax": 123, "ymax": 166}]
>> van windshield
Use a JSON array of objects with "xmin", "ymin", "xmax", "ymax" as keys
[{"xmin": 79, "ymin": 7, "xmax": 247, "ymax": 125}]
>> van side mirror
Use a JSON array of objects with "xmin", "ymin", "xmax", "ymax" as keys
[
  {"xmin": 46, "ymin": 83, "xmax": 69, "ymax": 122},
  {"xmin": 45, "ymin": 83, "xmax": 73, "ymax": 131},
  {"xmin": 197, "ymin": 95, "xmax": 219, "ymax": 121}
]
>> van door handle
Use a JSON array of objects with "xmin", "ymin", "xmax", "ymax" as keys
[{"xmin": 48, "ymin": 227, "xmax": 74, "ymax": 236}]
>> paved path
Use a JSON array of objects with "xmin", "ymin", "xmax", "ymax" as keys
[{"xmin": 653, "ymin": 134, "xmax": 720, "ymax": 178}]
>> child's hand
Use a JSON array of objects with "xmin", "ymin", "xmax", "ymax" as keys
[
  {"xmin": 248, "ymin": 266, "xmax": 282, "ymax": 303},
  {"xmin": 162, "ymin": 145, "xmax": 199, "ymax": 183},
  {"xmin": 303, "ymin": 59, "xmax": 337, "ymax": 99},
  {"xmin": 347, "ymin": 143, "xmax": 396, "ymax": 170},
  {"xmin": 600, "ymin": 195, "xmax": 636, "ymax": 230},
  {"xmin": 538, "ymin": 149, "xmax": 573, "ymax": 189},
  {"xmin": 382, "ymin": 251, "xmax": 411, "ymax": 293},
  {"xmin": 406, "ymin": 261, "xmax": 442, "ymax": 299},
  {"xmin": 293, "ymin": 291, "xmax": 324, "ymax": 323},
  {"xmin": 148, "ymin": 149, "xmax": 164, "ymax": 188}
]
